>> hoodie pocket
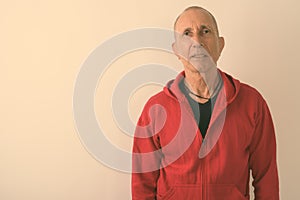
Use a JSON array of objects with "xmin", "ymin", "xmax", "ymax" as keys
[
  {"xmin": 156, "ymin": 184, "xmax": 202, "ymax": 200},
  {"xmin": 206, "ymin": 184, "xmax": 249, "ymax": 200}
]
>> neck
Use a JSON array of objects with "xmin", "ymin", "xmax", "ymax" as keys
[{"xmin": 184, "ymin": 67, "xmax": 220, "ymax": 100}]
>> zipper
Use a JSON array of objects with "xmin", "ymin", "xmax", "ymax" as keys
[
  {"xmin": 183, "ymin": 98, "xmax": 206, "ymax": 199},
  {"xmin": 201, "ymin": 162, "xmax": 204, "ymax": 200},
  {"xmin": 201, "ymin": 155, "xmax": 206, "ymax": 200},
  {"xmin": 199, "ymin": 139, "xmax": 205, "ymax": 200}
]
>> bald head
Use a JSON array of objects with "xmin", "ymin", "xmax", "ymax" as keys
[{"xmin": 174, "ymin": 6, "xmax": 219, "ymax": 36}]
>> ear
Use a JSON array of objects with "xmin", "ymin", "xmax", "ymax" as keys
[
  {"xmin": 172, "ymin": 42, "xmax": 180, "ymax": 59},
  {"xmin": 218, "ymin": 37, "xmax": 225, "ymax": 54}
]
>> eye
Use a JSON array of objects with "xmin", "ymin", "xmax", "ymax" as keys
[
  {"xmin": 183, "ymin": 30, "xmax": 192, "ymax": 36},
  {"xmin": 202, "ymin": 28, "xmax": 210, "ymax": 34}
]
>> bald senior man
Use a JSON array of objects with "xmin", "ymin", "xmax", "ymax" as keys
[{"xmin": 132, "ymin": 6, "xmax": 279, "ymax": 200}]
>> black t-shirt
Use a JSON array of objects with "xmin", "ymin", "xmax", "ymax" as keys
[{"xmin": 180, "ymin": 81, "xmax": 220, "ymax": 139}]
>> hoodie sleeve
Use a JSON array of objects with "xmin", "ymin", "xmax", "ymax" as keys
[
  {"xmin": 249, "ymin": 97, "xmax": 279, "ymax": 200},
  {"xmin": 131, "ymin": 101, "xmax": 162, "ymax": 200}
]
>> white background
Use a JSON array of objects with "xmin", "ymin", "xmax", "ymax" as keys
[{"xmin": 1, "ymin": 0, "xmax": 299, "ymax": 199}]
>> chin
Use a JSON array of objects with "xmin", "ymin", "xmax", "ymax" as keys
[{"xmin": 189, "ymin": 61, "xmax": 216, "ymax": 74}]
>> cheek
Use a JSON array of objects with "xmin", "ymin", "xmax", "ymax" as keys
[
  {"xmin": 175, "ymin": 38, "xmax": 193, "ymax": 60},
  {"xmin": 176, "ymin": 44, "xmax": 190, "ymax": 60},
  {"xmin": 206, "ymin": 42, "xmax": 221, "ymax": 62}
]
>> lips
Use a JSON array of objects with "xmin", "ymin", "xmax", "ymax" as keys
[{"xmin": 190, "ymin": 53, "xmax": 208, "ymax": 58}]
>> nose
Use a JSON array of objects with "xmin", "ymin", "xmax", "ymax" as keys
[{"xmin": 191, "ymin": 34, "xmax": 203, "ymax": 47}]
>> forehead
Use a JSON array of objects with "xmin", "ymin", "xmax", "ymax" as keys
[{"xmin": 175, "ymin": 9, "xmax": 215, "ymax": 32}]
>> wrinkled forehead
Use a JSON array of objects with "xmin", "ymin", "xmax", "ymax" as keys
[{"xmin": 175, "ymin": 9, "xmax": 216, "ymax": 33}]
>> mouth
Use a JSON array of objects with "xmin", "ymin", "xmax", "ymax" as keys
[{"xmin": 190, "ymin": 54, "xmax": 208, "ymax": 59}]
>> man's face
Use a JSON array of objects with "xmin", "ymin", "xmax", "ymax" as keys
[{"xmin": 173, "ymin": 8, "xmax": 224, "ymax": 73}]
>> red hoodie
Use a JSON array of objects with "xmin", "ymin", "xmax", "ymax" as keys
[{"xmin": 132, "ymin": 70, "xmax": 279, "ymax": 200}]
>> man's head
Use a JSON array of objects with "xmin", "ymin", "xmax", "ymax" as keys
[
  {"xmin": 172, "ymin": 6, "xmax": 225, "ymax": 72},
  {"xmin": 174, "ymin": 6, "xmax": 220, "ymax": 36}
]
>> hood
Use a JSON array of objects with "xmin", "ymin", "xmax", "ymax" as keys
[
  {"xmin": 163, "ymin": 69, "xmax": 241, "ymax": 158},
  {"xmin": 163, "ymin": 69, "xmax": 240, "ymax": 106}
]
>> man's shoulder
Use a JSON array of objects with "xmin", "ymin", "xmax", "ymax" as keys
[
  {"xmin": 145, "ymin": 88, "xmax": 173, "ymax": 105},
  {"xmin": 238, "ymin": 82, "xmax": 266, "ymax": 102},
  {"xmin": 221, "ymin": 70, "xmax": 265, "ymax": 103}
]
